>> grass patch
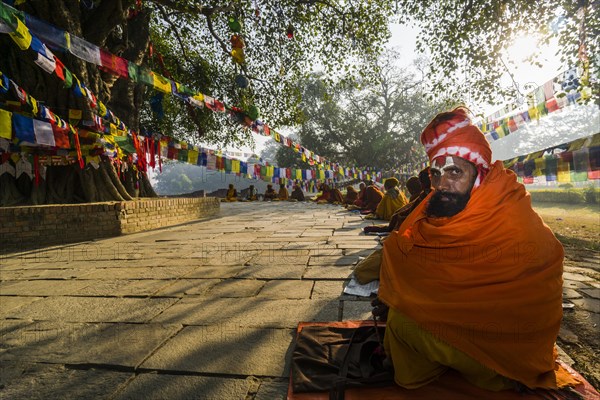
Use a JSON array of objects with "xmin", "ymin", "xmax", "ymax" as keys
[{"xmin": 532, "ymin": 201, "xmax": 600, "ymax": 251}]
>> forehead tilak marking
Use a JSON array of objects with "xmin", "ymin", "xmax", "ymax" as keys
[{"xmin": 431, "ymin": 156, "xmax": 456, "ymax": 176}]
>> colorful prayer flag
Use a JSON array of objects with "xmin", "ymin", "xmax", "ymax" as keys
[
  {"xmin": 152, "ymin": 73, "xmax": 172, "ymax": 93},
  {"xmin": 100, "ymin": 49, "xmax": 128, "ymax": 78},
  {"xmin": 187, "ymin": 149, "xmax": 199, "ymax": 165},
  {"xmin": 69, "ymin": 34, "xmax": 101, "ymax": 65},
  {"xmin": 557, "ymin": 158, "xmax": 571, "ymax": 182},
  {"xmin": 0, "ymin": 109, "xmax": 12, "ymax": 139},
  {"xmin": 9, "ymin": 18, "xmax": 32, "ymax": 50},
  {"xmin": 33, "ymin": 119, "xmax": 55, "ymax": 146},
  {"xmin": 12, "ymin": 113, "xmax": 35, "ymax": 144}
]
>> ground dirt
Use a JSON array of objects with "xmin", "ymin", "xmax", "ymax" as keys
[{"xmin": 533, "ymin": 201, "xmax": 600, "ymax": 389}]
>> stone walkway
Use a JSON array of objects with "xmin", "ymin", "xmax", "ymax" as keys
[
  {"xmin": 0, "ymin": 202, "xmax": 381, "ymax": 399},
  {"xmin": 0, "ymin": 202, "xmax": 598, "ymax": 399}
]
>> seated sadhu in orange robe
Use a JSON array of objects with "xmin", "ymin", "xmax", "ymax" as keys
[
  {"xmin": 344, "ymin": 185, "xmax": 359, "ymax": 205},
  {"xmin": 360, "ymin": 182, "xmax": 384, "ymax": 213},
  {"xmin": 290, "ymin": 184, "xmax": 305, "ymax": 201},
  {"xmin": 378, "ymin": 107, "xmax": 579, "ymax": 392},
  {"xmin": 263, "ymin": 184, "xmax": 277, "ymax": 201},
  {"xmin": 353, "ymin": 182, "xmax": 366, "ymax": 206},
  {"xmin": 278, "ymin": 183, "xmax": 289, "ymax": 200},
  {"xmin": 314, "ymin": 183, "xmax": 344, "ymax": 203},
  {"xmin": 374, "ymin": 177, "xmax": 408, "ymax": 220},
  {"xmin": 405, "ymin": 175, "xmax": 423, "ymax": 203},
  {"xmin": 223, "ymin": 184, "xmax": 238, "ymax": 202}
]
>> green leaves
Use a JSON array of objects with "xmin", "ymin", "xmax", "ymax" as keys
[
  {"xmin": 402, "ymin": 0, "xmax": 598, "ymax": 105},
  {"xmin": 273, "ymin": 52, "xmax": 443, "ymax": 170}
]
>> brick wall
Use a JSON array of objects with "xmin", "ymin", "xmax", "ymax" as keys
[{"xmin": 0, "ymin": 197, "xmax": 220, "ymax": 250}]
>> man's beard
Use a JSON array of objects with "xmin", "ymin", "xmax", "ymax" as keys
[{"xmin": 425, "ymin": 190, "xmax": 470, "ymax": 218}]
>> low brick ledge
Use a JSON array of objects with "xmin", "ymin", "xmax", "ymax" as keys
[{"xmin": 0, "ymin": 197, "xmax": 220, "ymax": 249}]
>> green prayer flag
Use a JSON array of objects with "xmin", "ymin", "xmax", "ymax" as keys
[
  {"xmin": 139, "ymin": 67, "xmax": 153, "ymax": 86},
  {"xmin": 113, "ymin": 135, "xmax": 136, "ymax": 154},
  {"xmin": 63, "ymin": 69, "xmax": 73, "ymax": 88},
  {"xmin": 177, "ymin": 149, "xmax": 188, "ymax": 162},
  {"xmin": 0, "ymin": 2, "xmax": 16, "ymax": 28},
  {"xmin": 127, "ymin": 62, "xmax": 139, "ymax": 83}
]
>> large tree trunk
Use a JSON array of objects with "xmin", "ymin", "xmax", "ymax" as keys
[{"xmin": 0, "ymin": 1, "xmax": 157, "ymax": 206}]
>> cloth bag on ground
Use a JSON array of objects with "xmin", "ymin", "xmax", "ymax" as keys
[{"xmin": 291, "ymin": 323, "xmax": 393, "ymax": 397}]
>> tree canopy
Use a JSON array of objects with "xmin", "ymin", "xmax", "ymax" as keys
[
  {"xmin": 398, "ymin": 0, "xmax": 598, "ymax": 106},
  {"xmin": 269, "ymin": 51, "xmax": 448, "ymax": 171},
  {"xmin": 2, "ymin": 0, "xmax": 597, "ymax": 160}
]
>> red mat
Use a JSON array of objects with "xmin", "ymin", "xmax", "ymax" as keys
[{"xmin": 288, "ymin": 321, "xmax": 599, "ymax": 400}]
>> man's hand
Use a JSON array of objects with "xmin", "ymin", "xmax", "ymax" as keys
[{"xmin": 371, "ymin": 297, "xmax": 389, "ymax": 322}]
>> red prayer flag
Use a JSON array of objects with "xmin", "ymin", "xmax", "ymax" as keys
[
  {"xmin": 54, "ymin": 58, "xmax": 65, "ymax": 81},
  {"xmin": 51, "ymin": 123, "xmax": 70, "ymax": 149}
]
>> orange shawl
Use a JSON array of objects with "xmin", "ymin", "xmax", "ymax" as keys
[{"xmin": 379, "ymin": 161, "xmax": 577, "ymax": 389}]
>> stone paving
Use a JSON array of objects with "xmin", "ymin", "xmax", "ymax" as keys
[{"xmin": 0, "ymin": 201, "xmax": 598, "ymax": 399}]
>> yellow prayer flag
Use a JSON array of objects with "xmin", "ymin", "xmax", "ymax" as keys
[
  {"xmin": 98, "ymin": 102, "xmax": 107, "ymax": 117},
  {"xmin": 153, "ymin": 73, "xmax": 172, "ymax": 93},
  {"xmin": 557, "ymin": 159, "xmax": 571, "ymax": 182},
  {"xmin": 534, "ymin": 158, "xmax": 545, "ymax": 175},
  {"xmin": 187, "ymin": 149, "xmax": 199, "ymax": 165},
  {"xmin": 69, "ymin": 109, "xmax": 82, "ymax": 122},
  {"xmin": 9, "ymin": 18, "xmax": 32, "ymax": 50},
  {"xmin": 528, "ymin": 107, "xmax": 538, "ymax": 120},
  {"xmin": 494, "ymin": 126, "xmax": 505, "ymax": 138},
  {"xmin": 0, "ymin": 109, "xmax": 12, "ymax": 140},
  {"xmin": 30, "ymin": 97, "xmax": 38, "ymax": 116},
  {"xmin": 232, "ymin": 159, "xmax": 240, "ymax": 173}
]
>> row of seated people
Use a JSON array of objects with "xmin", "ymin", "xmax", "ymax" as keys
[
  {"xmin": 223, "ymin": 183, "xmax": 306, "ymax": 202},
  {"xmin": 316, "ymin": 177, "xmax": 422, "ymax": 222}
]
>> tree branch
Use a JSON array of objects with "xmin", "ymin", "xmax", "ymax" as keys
[
  {"xmin": 155, "ymin": 4, "xmax": 192, "ymax": 64},
  {"xmin": 204, "ymin": 12, "xmax": 272, "ymax": 87},
  {"xmin": 148, "ymin": 0, "xmax": 234, "ymax": 16}
]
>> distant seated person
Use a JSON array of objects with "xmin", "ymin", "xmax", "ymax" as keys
[
  {"xmin": 314, "ymin": 183, "xmax": 344, "ymax": 204},
  {"xmin": 243, "ymin": 184, "xmax": 257, "ymax": 201},
  {"xmin": 372, "ymin": 177, "xmax": 408, "ymax": 220},
  {"xmin": 405, "ymin": 176, "xmax": 423, "ymax": 203},
  {"xmin": 290, "ymin": 183, "xmax": 305, "ymax": 201},
  {"xmin": 278, "ymin": 183, "xmax": 289, "ymax": 200},
  {"xmin": 364, "ymin": 168, "xmax": 431, "ymax": 234},
  {"xmin": 222, "ymin": 184, "xmax": 238, "ymax": 202},
  {"xmin": 360, "ymin": 180, "xmax": 384, "ymax": 213},
  {"xmin": 263, "ymin": 184, "xmax": 277, "ymax": 201},
  {"xmin": 353, "ymin": 182, "xmax": 367, "ymax": 207},
  {"xmin": 344, "ymin": 185, "xmax": 359, "ymax": 205},
  {"xmin": 356, "ymin": 169, "xmax": 431, "ymax": 283}
]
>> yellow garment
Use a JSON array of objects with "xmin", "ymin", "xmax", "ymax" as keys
[
  {"xmin": 225, "ymin": 188, "xmax": 237, "ymax": 201},
  {"xmin": 353, "ymin": 249, "xmax": 381, "ymax": 284},
  {"xmin": 375, "ymin": 190, "xmax": 408, "ymax": 220},
  {"xmin": 384, "ymin": 308, "xmax": 514, "ymax": 391},
  {"xmin": 278, "ymin": 187, "xmax": 289, "ymax": 200}
]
